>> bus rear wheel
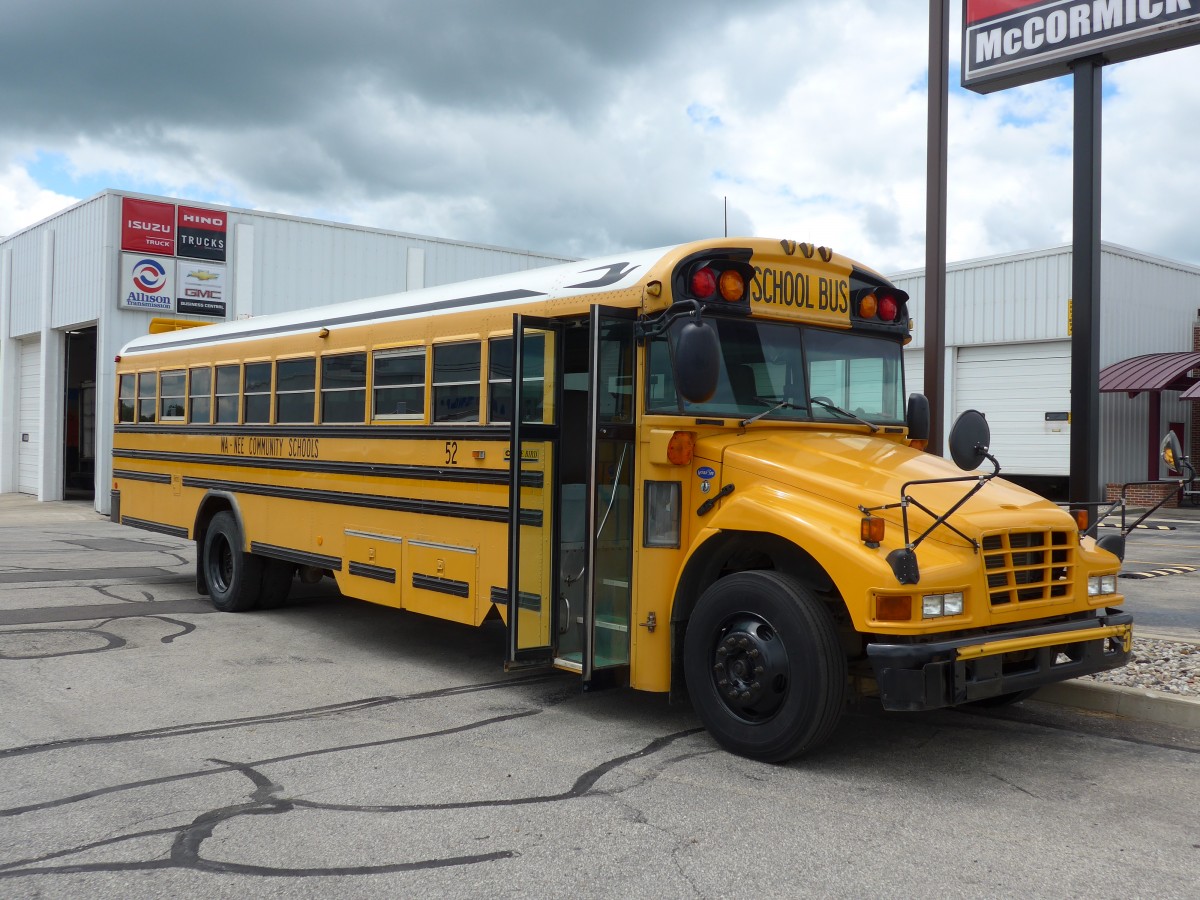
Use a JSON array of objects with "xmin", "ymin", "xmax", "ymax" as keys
[
  {"xmin": 203, "ymin": 511, "xmax": 263, "ymax": 612},
  {"xmin": 684, "ymin": 571, "xmax": 846, "ymax": 762}
]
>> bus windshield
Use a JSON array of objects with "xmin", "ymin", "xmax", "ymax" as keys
[{"xmin": 647, "ymin": 317, "xmax": 906, "ymax": 425}]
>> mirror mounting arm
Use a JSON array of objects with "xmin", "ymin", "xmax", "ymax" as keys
[{"xmin": 634, "ymin": 299, "xmax": 703, "ymax": 343}]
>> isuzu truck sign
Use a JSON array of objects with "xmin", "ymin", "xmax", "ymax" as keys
[{"xmin": 963, "ymin": 0, "xmax": 1200, "ymax": 92}]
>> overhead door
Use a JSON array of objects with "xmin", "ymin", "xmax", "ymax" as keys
[
  {"xmin": 903, "ymin": 349, "xmax": 924, "ymax": 400},
  {"xmin": 954, "ymin": 342, "xmax": 1071, "ymax": 475},
  {"xmin": 18, "ymin": 338, "xmax": 41, "ymax": 495}
]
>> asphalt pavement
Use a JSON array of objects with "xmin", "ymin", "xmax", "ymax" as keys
[{"xmin": 0, "ymin": 494, "xmax": 1197, "ymax": 898}]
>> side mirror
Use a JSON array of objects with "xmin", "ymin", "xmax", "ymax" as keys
[
  {"xmin": 1161, "ymin": 431, "xmax": 1184, "ymax": 473},
  {"xmin": 906, "ymin": 393, "xmax": 930, "ymax": 443},
  {"xmin": 673, "ymin": 318, "xmax": 720, "ymax": 403},
  {"xmin": 948, "ymin": 409, "xmax": 991, "ymax": 471}
]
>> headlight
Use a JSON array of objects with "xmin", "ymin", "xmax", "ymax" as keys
[
  {"xmin": 1088, "ymin": 575, "xmax": 1118, "ymax": 596},
  {"xmin": 922, "ymin": 592, "xmax": 964, "ymax": 618}
]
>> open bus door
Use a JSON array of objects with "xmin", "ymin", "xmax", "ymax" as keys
[{"xmin": 506, "ymin": 316, "xmax": 562, "ymax": 669}]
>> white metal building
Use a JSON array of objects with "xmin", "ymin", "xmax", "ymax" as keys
[
  {"xmin": 892, "ymin": 242, "xmax": 1200, "ymax": 498},
  {"xmin": 0, "ymin": 190, "xmax": 572, "ymax": 513}
]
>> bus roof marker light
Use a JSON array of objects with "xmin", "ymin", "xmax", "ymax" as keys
[{"xmin": 818, "ymin": 246, "xmax": 833, "ymax": 262}]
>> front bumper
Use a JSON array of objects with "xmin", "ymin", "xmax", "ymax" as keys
[{"xmin": 866, "ymin": 609, "xmax": 1133, "ymax": 711}]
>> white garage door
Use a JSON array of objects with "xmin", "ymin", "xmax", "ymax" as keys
[
  {"xmin": 955, "ymin": 342, "xmax": 1071, "ymax": 475},
  {"xmin": 18, "ymin": 338, "xmax": 41, "ymax": 495},
  {"xmin": 903, "ymin": 349, "xmax": 924, "ymax": 400}
]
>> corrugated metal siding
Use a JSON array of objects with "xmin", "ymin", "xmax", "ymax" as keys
[
  {"xmin": 7, "ymin": 230, "xmax": 45, "ymax": 338},
  {"xmin": 240, "ymin": 215, "xmax": 571, "ymax": 317},
  {"xmin": 50, "ymin": 195, "xmax": 110, "ymax": 329}
]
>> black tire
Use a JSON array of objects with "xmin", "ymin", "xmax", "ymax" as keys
[
  {"xmin": 258, "ymin": 559, "xmax": 296, "ymax": 609},
  {"xmin": 684, "ymin": 571, "xmax": 846, "ymax": 762},
  {"xmin": 202, "ymin": 511, "xmax": 263, "ymax": 612}
]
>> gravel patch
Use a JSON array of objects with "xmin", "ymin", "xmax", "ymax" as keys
[{"xmin": 1083, "ymin": 638, "xmax": 1198, "ymax": 697}]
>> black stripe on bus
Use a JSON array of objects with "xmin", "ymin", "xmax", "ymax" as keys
[
  {"xmin": 115, "ymin": 423, "xmax": 513, "ymax": 441},
  {"xmin": 489, "ymin": 585, "xmax": 542, "ymax": 611},
  {"xmin": 121, "ymin": 516, "xmax": 190, "ymax": 539},
  {"xmin": 412, "ymin": 573, "xmax": 471, "ymax": 598},
  {"xmin": 348, "ymin": 561, "xmax": 397, "ymax": 583},
  {"xmin": 112, "ymin": 468, "xmax": 173, "ymax": 484},
  {"xmin": 183, "ymin": 476, "xmax": 543, "ymax": 526},
  {"xmin": 123, "ymin": 288, "xmax": 548, "ymax": 355},
  {"xmin": 250, "ymin": 542, "xmax": 343, "ymax": 571},
  {"xmin": 113, "ymin": 448, "xmax": 542, "ymax": 488}
]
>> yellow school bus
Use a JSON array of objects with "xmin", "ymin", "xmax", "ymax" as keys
[{"xmin": 111, "ymin": 237, "xmax": 1131, "ymax": 761}]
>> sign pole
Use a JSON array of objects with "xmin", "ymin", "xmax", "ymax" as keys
[
  {"xmin": 924, "ymin": 0, "xmax": 949, "ymax": 456},
  {"xmin": 1069, "ymin": 57, "xmax": 1103, "ymax": 509}
]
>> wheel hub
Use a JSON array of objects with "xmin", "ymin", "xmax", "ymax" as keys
[{"xmin": 711, "ymin": 614, "xmax": 789, "ymax": 720}]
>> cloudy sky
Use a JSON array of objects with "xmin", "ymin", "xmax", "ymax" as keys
[{"xmin": 2, "ymin": 0, "xmax": 1198, "ymax": 273}]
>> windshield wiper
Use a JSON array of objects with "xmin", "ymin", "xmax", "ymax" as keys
[
  {"xmin": 810, "ymin": 397, "xmax": 879, "ymax": 432},
  {"xmin": 740, "ymin": 398, "xmax": 801, "ymax": 427}
]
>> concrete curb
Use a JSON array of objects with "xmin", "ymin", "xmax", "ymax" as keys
[{"xmin": 1036, "ymin": 680, "xmax": 1200, "ymax": 730}]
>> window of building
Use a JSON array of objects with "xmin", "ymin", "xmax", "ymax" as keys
[
  {"xmin": 321, "ymin": 353, "xmax": 367, "ymax": 423},
  {"xmin": 432, "ymin": 342, "xmax": 480, "ymax": 423},
  {"xmin": 189, "ymin": 366, "xmax": 212, "ymax": 424},
  {"xmin": 118, "ymin": 374, "xmax": 135, "ymax": 423},
  {"xmin": 373, "ymin": 347, "xmax": 425, "ymax": 420},
  {"xmin": 215, "ymin": 364, "xmax": 240, "ymax": 424},
  {"xmin": 137, "ymin": 372, "xmax": 157, "ymax": 423},
  {"xmin": 159, "ymin": 370, "xmax": 186, "ymax": 420},
  {"xmin": 276, "ymin": 358, "xmax": 316, "ymax": 424},
  {"xmin": 243, "ymin": 362, "xmax": 271, "ymax": 424}
]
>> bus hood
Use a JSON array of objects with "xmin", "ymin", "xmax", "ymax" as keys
[{"xmin": 704, "ymin": 430, "xmax": 1066, "ymax": 543}]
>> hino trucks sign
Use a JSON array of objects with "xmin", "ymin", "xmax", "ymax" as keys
[{"xmin": 962, "ymin": 0, "xmax": 1200, "ymax": 92}]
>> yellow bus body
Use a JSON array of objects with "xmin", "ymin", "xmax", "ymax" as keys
[{"xmin": 112, "ymin": 237, "xmax": 1130, "ymax": 760}]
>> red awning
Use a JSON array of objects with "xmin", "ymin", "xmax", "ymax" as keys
[{"xmin": 1098, "ymin": 351, "xmax": 1200, "ymax": 395}]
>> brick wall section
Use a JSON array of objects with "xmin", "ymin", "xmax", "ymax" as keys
[{"xmin": 1106, "ymin": 482, "xmax": 1179, "ymax": 508}]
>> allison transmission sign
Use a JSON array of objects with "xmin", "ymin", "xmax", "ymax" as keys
[{"xmin": 963, "ymin": 0, "xmax": 1200, "ymax": 92}]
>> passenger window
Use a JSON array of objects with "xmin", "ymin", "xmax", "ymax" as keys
[
  {"xmin": 189, "ymin": 366, "xmax": 212, "ymax": 424},
  {"xmin": 243, "ymin": 362, "xmax": 272, "ymax": 423},
  {"xmin": 159, "ymin": 370, "xmax": 186, "ymax": 420},
  {"xmin": 118, "ymin": 374, "xmax": 135, "ymax": 423},
  {"xmin": 488, "ymin": 334, "xmax": 545, "ymax": 423},
  {"xmin": 137, "ymin": 372, "xmax": 157, "ymax": 423},
  {"xmin": 276, "ymin": 358, "xmax": 316, "ymax": 424},
  {"xmin": 373, "ymin": 348, "xmax": 425, "ymax": 420},
  {"xmin": 215, "ymin": 364, "xmax": 240, "ymax": 424},
  {"xmin": 432, "ymin": 342, "xmax": 480, "ymax": 423},
  {"xmin": 321, "ymin": 353, "xmax": 367, "ymax": 423}
]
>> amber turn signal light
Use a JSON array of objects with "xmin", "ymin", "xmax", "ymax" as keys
[
  {"xmin": 860, "ymin": 515, "xmax": 885, "ymax": 545},
  {"xmin": 1072, "ymin": 509, "xmax": 1089, "ymax": 530},
  {"xmin": 667, "ymin": 431, "xmax": 695, "ymax": 466},
  {"xmin": 876, "ymin": 595, "xmax": 912, "ymax": 622}
]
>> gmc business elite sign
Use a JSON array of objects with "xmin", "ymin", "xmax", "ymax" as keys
[{"xmin": 963, "ymin": 0, "xmax": 1200, "ymax": 92}]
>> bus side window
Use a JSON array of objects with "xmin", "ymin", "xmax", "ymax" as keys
[
  {"xmin": 215, "ymin": 364, "xmax": 240, "ymax": 424},
  {"xmin": 118, "ymin": 374, "xmax": 136, "ymax": 423},
  {"xmin": 321, "ymin": 352, "xmax": 367, "ymax": 423},
  {"xmin": 243, "ymin": 362, "xmax": 272, "ymax": 424},
  {"xmin": 432, "ymin": 341, "xmax": 481, "ymax": 423},
  {"xmin": 189, "ymin": 366, "xmax": 212, "ymax": 424},
  {"xmin": 137, "ymin": 372, "xmax": 157, "ymax": 424},
  {"xmin": 276, "ymin": 357, "xmax": 316, "ymax": 424},
  {"xmin": 373, "ymin": 347, "xmax": 425, "ymax": 420},
  {"xmin": 159, "ymin": 370, "xmax": 186, "ymax": 421}
]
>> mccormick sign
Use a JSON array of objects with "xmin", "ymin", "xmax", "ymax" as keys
[{"xmin": 962, "ymin": 0, "xmax": 1200, "ymax": 92}]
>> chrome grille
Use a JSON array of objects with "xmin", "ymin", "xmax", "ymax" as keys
[{"xmin": 982, "ymin": 529, "xmax": 1074, "ymax": 606}]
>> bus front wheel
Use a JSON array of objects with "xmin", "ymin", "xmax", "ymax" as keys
[
  {"xmin": 684, "ymin": 571, "xmax": 846, "ymax": 762},
  {"xmin": 203, "ymin": 511, "xmax": 263, "ymax": 612}
]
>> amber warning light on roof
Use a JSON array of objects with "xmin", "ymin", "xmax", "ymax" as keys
[{"xmin": 961, "ymin": 0, "xmax": 1200, "ymax": 93}]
